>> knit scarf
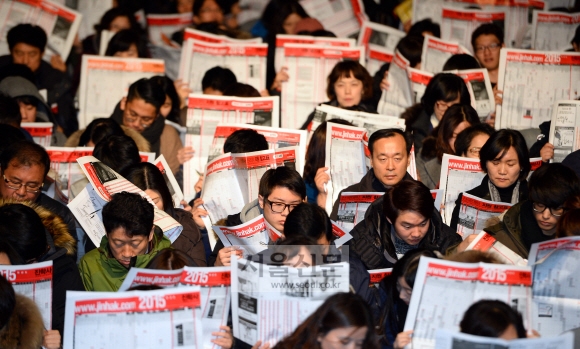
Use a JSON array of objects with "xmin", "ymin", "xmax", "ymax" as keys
[{"xmin": 488, "ymin": 179, "xmax": 520, "ymax": 204}]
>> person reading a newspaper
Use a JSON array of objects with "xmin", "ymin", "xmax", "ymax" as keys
[
  {"xmin": 348, "ymin": 180, "xmax": 461, "ymax": 270},
  {"xmin": 450, "ymin": 130, "xmax": 531, "ymax": 233},
  {"xmin": 466, "ymin": 164, "xmax": 580, "ymax": 258},
  {"xmin": 329, "ymin": 129, "xmax": 414, "ymax": 221},
  {"xmin": 79, "ymin": 192, "xmax": 171, "ymax": 291},
  {"xmin": 453, "ymin": 124, "xmax": 496, "ymax": 159},
  {"xmin": 209, "ymin": 167, "xmax": 306, "ymax": 266}
]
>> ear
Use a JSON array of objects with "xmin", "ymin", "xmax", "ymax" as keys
[
  {"xmin": 148, "ymin": 227, "xmax": 154, "ymax": 242},
  {"xmin": 120, "ymin": 96, "xmax": 127, "ymax": 111},
  {"xmin": 258, "ymin": 195, "xmax": 264, "ymax": 209},
  {"xmin": 406, "ymin": 153, "xmax": 411, "ymax": 168}
]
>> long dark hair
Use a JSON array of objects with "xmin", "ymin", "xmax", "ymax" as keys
[
  {"xmin": 432, "ymin": 104, "xmax": 480, "ymax": 161},
  {"xmin": 121, "ymin": 163, "xmax": 176, "ymax": 217},
  {"xmin": 261, "ymin": 0, "xmax": 308, "ymax": 38},
  {"xmin": 150, "ymin": 75, "xmax": 182, "ymax": 124},
  {"xmin": 273, "ymin": 293, "xmax": 378, "ymax": 349}
]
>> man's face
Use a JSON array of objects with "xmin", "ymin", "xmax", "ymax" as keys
[
  {"xmin": 258, "ymin": 186, "xmax": 303, "ymax": 233},
  {"xmin": 370, "ymin": 135, "xmax": 410, "ymax": 187},
  {"xmin": 194, "ymin": 0, "xmax": 224, "ymax": 24},
  {"xmin": 12, "ymin": 43, "xmax": 43, "ymax": 72},
  {"xmin": 18, "ymin": 102, "xmax": 37, "ymax": 123},
  {"xmin": 107, "ymin": 227, "xmax": 153, "ymax": 268},
  {"xmin": 121, "ymin": 97, "xmax": 158, "ymax": 133},
  {"xmin": 0, "ymin": 161, "xmax": 44, "ymax": 202},
  {"xmin": 474, "ymin": 34, "xmax": 503, "ymax": 71}
]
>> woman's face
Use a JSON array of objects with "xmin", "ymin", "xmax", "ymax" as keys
[
  {"xmin": 145, "ymin": 189, "xmax": 164, "ymax": 210},
  {"xmin": 283, "ymin": 13, "xmax": 303, "ymax": 34},
  {"xmin": 334, "ymin": 74, "xmax": 363, "ymax": 108},
  {"xmin": 160, "ymin": 95, "xmax": 172, "ymax": 118},
  {"xmin": 391, "ymin": 210, "xmax": 430, "ymax": 246},
  {"xmin": 464, "ymin": 133, "xmax": 490, "ymax": 159},
  {"xmin": 434, "ymin": 95, "xmax": 460, "ymax": 121},
  {"xmin": 318, "ymin": 326, "xmax": 368, "ymax": 349},
  {"xmin": 486, "ymin": 146, "xmax": 521, "ymax": 189},
  {"xmin": 449, "ymin": 121, "xmax": 471, "ymax": 152},
  {"xmin": 196, "ymin": 0, "xmax": 224, "ymax": 24},
  {"xmin": 113, "ymin": 44, "xmax": 139, "ymax": 58},
  {"xmin": 109, "ymin": 16, "xmax": 131, "ymax": 33},
  {"xmin": 397, "ymin": 276, "xmax": 413, "ymax": 305}
]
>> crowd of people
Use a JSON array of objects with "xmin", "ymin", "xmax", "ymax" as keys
[{"xmin": 1, "ymin": 0, "xmax": 580, "ymax": 348}]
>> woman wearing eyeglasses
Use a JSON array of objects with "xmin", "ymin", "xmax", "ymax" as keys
[{"xmin": 453, "ymin": 123, "xmax": 496, "ymax": 159}]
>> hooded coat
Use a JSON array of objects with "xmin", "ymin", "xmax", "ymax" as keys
[{"xmin": 0, "ymin": 294, "xmax": 44, "ymax": 349}]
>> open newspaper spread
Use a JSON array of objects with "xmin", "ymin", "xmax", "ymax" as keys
[
  {"xmin": 324, "ymin": 123, "xmax": 367, "ymax": 214},
  {"xmin": 299, "ymin": 0, "xmax": 366, "ymax": 38},
  {"xmin": 452, "ymin": 68, "xmax": 495, "ymax": 121},
  {"xmin": 68, "ymin": 156, "xmax": 182, "ymax": 247},
  {"xmin": 531, "ymin": 10, "xmax": 580, "ymax": 51},
  {"xmin": 378, "ymin": 50, "xmax": 413, "ymax": 116},
  {"xmin": 528, "ymin": 236, "xmax": 580, "ymax": 336},
  {"xmin": 63, "ymin": 287, "xmax": 204, "ymax": 349},
  {"xmin": 456, "ymin": 193, "xmax": 513, "ymax": 239},
  {"xmin": 1, "ymin": 261, "xmax": 53, "ymax": 329},
  {"xmin": 466, "ymin": 231, "xmax": 528, "ymax": 266},
  {"xmin": 404, "ymin": 257, "xmax": 532, "ymax": 349},
  {"xmin": 548, "ymin": 100, "xmax": 580, "ymax": 162},
  {"xmin": 435, "ymin": 329, "xmax": 573, "ymax": 349},
  {"xmin": 309, "ymin": 104, "xmax": 404, "ymax": 136},
  {"xmin": 496, "ymin": 49, "xmax": 580, "ymax": 130},
  {"xmin": 406, "ymin": 66, "xmax": 433, "ymax": 105},
  {"xmin": 183, "ymin": 28, "xmax": 262, "ymax": 44},
  {"xmin": 421, "ymin": 35, "xmax": 470, "ymax": 74},
  {"xmin": 154, "ymin": 155, "xmax": 184, "ymax": 207},
  {"xmin": 212, "ymin": 215, "xmax": 270, "ymax": 256},
  {"xmin": 78, "ymin": 55, "xmax": 166, "ymax": 128},
  {"xmin": 232, "ymin": 256, "xmax": 350, "ymax": 346},
  {"xmin": 119, "ymin": 266, "xmax": 231, "ymax": 349},
  {"xmin": 146, "ymin": 13, "xmax": 192, "ymax": 46},
  {"xmin": 280, "ymin": 43, "xmax": 364, "ymax": 129},
  {"xmin": 0, "ymin": 0, "xmax": 82, "ymax": 60},
  {"xmin": 178, "ymin": 38, "xmax": 267, "ymax": 93},
  {"xmin": 336, "ymin": 192, "xmax": 383, "ymax": 233},
  {"xmin": 357, "ymin": 21, "xmax": 405, "ymax": 75},
  {"xmin": 441, "ymin": 7, "xmax": 506, "ymax": 54},
  {"xmin": 183, "ymin": 94, "xmax": 280, "ymax": 201},
  {"xmin": 21, "ymin": 122, "xmax": 53, "ymax": 147}
]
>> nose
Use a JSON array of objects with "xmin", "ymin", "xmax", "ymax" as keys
[
  {"xmin": 13, "ymin": 185, "xmax": 27, "ymax": 198},
  {"xmin": 541, "ymin": 209, "xmax": 551, "ymax": 220},
  {"xmin": 386, "ymin": 158, "xmax": 395, "ymax": 170},
  {"xmin": 122, "ymin": 245, "xmax": 134, "ymax": 258},
  {"xmin": 498, "ymin": 163, "xmax": 507, "ymax": 174}
]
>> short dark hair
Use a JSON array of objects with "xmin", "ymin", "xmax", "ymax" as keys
[
  {"xmin": 368, "ymin": 128, "xmax": 411, "ymax": 156},
  {"xmin": 105, "ymin": 29, "xmax": 148, "ymax": 58},
  {"xmin": 79, "ymin": 118, "xmax": 125, "ymax": 147},
  {"xmin": 435, "ymin": 104, "xmax": 480, "ymax": 160},
  {"xmin": 258, "ymin": 167, "xmax": 306, "ymax": 200},
  {"xmin": 421, "ymin": 73, "xmax": 471, "ymax": 116},
  {"xmin": 395, "ymin": 34, "xmax": 424, "ymax": 68},
  {"xmin": 409, "ymin": 19, "xmax": 440, "ymax": 38},
  {"xmin": 471, "ymin": 23, "xmax": 504, "ymax": 50},
  {"xmin": 443, "ymin": 54, "xmax": 481, "ymax": 70},
  {"xmin": 0, "ymin": 93, "xmax": 22, "ymax": 127},
  {"xmin": 0, "ymin": 204, "xmax": 47, "ymax": 262},
  {"xmin": 454, "ymin": 123, "xmax": 496, "ymax": 157},
  {"xmin": 93, "ymin": 135, "xmax": 141, "ymax": 174},
  {"xmin": 384, "ymin": 180, "xmax": 434, "ymax": 223},
  {"xmin": 150, "ymin": 76, "xmax": 181, "ymax": 124},
  {"xmin": 201, "ymin": 66, "xmax": 237, "ymax": 92},
  {"xmin": 146, "ymin": 248, "xmax": 196, "ymax": 270},
  {"xmin": 326, "ymin": 60, "xmax": 373, "ymax": 101},
  {"xmin": 479, "ymin": 129, "xmax": 530, "ymax": 180},
  {"xmin": 529, "ymin": 163, "xmax": 580, "ymax": 208},
  {"xmin": 7, "ymin": 24, "xmax": 47, "ymax": 52},
  {"xmin": 0, "ymin": 140, "xmax": 50, "ymax": 177},
  {"xmin": 194, "ymin": 0, "xmax": 224, "ymax": 16},
  {"xmin": 222, "ymin": 83, "xmax": 261, "ymax": 97},
  {"xmin": 103, "ymin": 192, "xmax": 154, "ymax": 237},
  {"xmin": 0, "ymin": 124, "xmax": 26, "ymax": 157},
  {"xmin": 94, "ymin": 7, "xmax": 140, "ymax": 33},
  {"xmin": 0, "ymin": 240, "xmax": 24, "ymax": 265},
  {"xmin": 0, "ymin": 274, "xmax": 15, "ymax": 329},
  {"xmin": 223, "ymin": 129, "xmax": 268, "ymax": 154},
  {"xmin": 121, "ymin": 162, "xmax": 175, "ymax": 217},
  {"xmin": 126, "ymin": 78, "xmax": 166, "ymax": 113},
  {"xmin": 284, "ymin": 203, "xmax": 334, "ymax": 243},
  {"xmin": 460, "ymin": 300, "xmax": 526, "ymax": 339}
]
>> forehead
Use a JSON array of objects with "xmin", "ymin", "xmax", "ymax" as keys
[
  {"xmin": 13, "ymin": 43, "xmax": 41, "ymax": 53},
  {"xmin": 336, "ymin": 73, "xmax": 359, "ymax": 82},
  {"xmin": 493, "ymin": 146, "xmax": 518, "ymax": 160},
  {"xmin": 125, "ymin": 98, "xmax": 157, "ymax": 116},
  {"xmin": 372, "ymin": 134, "xmax": 407, "ymax": 154},
  {"xmin": 475, "ymin": 34, "xmax": 500, "ymax": 45},
  {"xmin": 396, "ymin": 210, "xmax": 427, "ymax": 223},
  {"xmin": 268, "ymin": 186, "xmax": 302, "ymax": 201},
  {"xmin": 4, "ymin": 161, "xmax": 44, "ymax": 179},
  {"xmin": 108, "ymin": 227, "xmax": 147, "ymax": 242}
]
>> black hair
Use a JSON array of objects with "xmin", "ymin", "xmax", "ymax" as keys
[
  {"xmin": 105, "ymin": 29, "xmax": 148, "ymax": 58},
  {"xmin": 126, "ymin": 78, "xmax": 166, "ymax": 113},
  {"xmin": 572, "ymin": 24, "xmax": 580, "ymax": 46},
  {"xmin": 460, "ymin": 300, "xmax": 526, "ymax": 338},
  {"xmin": 284, "ymin": 203, "xmax": 334, "ymax": 244},
  {"xmin": 93, "ymin": 135, "xmax": 141, "ymax": 174},
  {"xmin": 433, "ymin": 104, "xmax": 481, "ymax": 161},
  {"xmin": 14, "ymin": 95, "xmax": 37, "ymax": 107},
  {"xmin": 121, "ymin": 162, "xmax": 176, "ymax": 217},
  {"xmin": 0, "ymin": 124, "xmax": 26, "ymax": 157},
  {"xmin": 529, "ymin": 163, "xmax": 580, "ymax": 208},
  {"xmin": 79, "ymin": 118, "xmax": 125, "ymax": 147},
  {"xmin": 193, "ymin": 0, "xmax": 224, "ymax": 16},
  {"xmin": 368, "ymin": 128, "xmax": 412, "ymax": 156},
  {"xmin": 479, "ymin": 129, "xmax": 530, "ymax": 181},
  {"xmin": 7, "ymin": 24, "xmax": 47, "ymax": 52},
  {"xmin": 0, "ymin": 204, "xmax": 47, "ymax": 262},
  {"xmin": 409, "ymin": 19, "xmax": 441, "ymax": 38},
  {"xmin": 150, "ymin": 75, "xmax": 182, "ymax": 124},
  {"xmin": 471, "ymin": 23, "xmax": 504, "ymax": 49},
  {"xmin": 258, "ymin": 167, "xmax": 306, "ymax": 200},
  {"xmin": 0, "ymin": 93, "xmax": 22, "ymax": 127},
  {"xmin": 454, "ymin": 123, "xmax": 496, "ymax": 157},
  {"xmin": 94, "ymin": 7, "xmax": 140, "ymax": 33},
  {"xmin": 0, "ymin": 140, "xmax": 50, "ymax": 177},
  {"xmin": 201, "ymin": 66, "xmax": 237, "ymax": 93},
  {"xmin": 222, "ymin": 83, "xmax": 261, "ymax": 97},
  {"xmin": 443, "ymin": 54, "xmax": 481, "ymax": 70},
  {"xmin": 384, "ymin": 180, "xmax": 434, "ymax": 224},
  {"xmin": 0, "ymin": 240, "xmax": 24, "ymax": 265},
  {"xmin": 102, "ymin": 192, "xmax": 154, "ymax": 237},
  {"xmin": 261, "ymin": 0, "xmax": 309, "ymax": 37},
  {"xmin": 421, "ymin": 73, "xmax": 471, "ymax": 116},
  {"xmin": 326, "ymin": 60, "xmax": 374, "ymax": 102},
  {"xmin": 0, "ymin": 274, "xmax": 15, "ymax": 330},
  {"xmin": 395, "ymin": 34, "xmax": 424, "ymax": 68},
  {"xmin": 0, "ymin": 64, "xmax": 35, "ymax": 84},
  {"xmin": 223, "ymin": 129, "xmax": 268, "ymax": 154}
]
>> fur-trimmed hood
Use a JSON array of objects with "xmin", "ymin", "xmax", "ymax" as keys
[
  {"xmin": 64, "ymin": 125, "xmax": 151, "ymax": 152},
  {"xmin": 0, "ymin": 294, "xmax": 44, "ymax": 349},
  {"xmin": 0, "ymin": 199, "xmax": 76, "ymax": 257}
]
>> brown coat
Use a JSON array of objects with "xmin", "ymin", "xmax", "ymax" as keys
[
  {"xmin": 159, "ymin": 124, "xmax": 183, "ymax": 174},
  {"xmin": 0, "ymin": 294, "xmax": 44, "ymax": 349}
]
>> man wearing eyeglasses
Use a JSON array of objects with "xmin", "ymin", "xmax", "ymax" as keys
[
  {"xmin": 0, "ymin": 141, "xmax": 78, "ymax": 250},
  {"xmin": 471, "ymin": 24, "xmax": 505, "ymax": 88},
  {"xmin": 210, "ymin": 167, "xmax": 307, "ymax": 266}
]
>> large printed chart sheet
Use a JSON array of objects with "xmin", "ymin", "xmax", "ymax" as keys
[
  {"xmin": 299, "ymin": 0, "xmax": 366, "ymax": 38},
  {"xmin": 441, "ymin": 7, "xmax": 505, "ymax": 54},
  {"xmin": 421, "ymin": 35, "xmax": 469, "ymax": 74},
  {"xmin": 357, "ymin": 21, "xmax": 405, "ymax": 75},
  {"xmin": 453, "ymin": 68, "xmax": 495, "ymax": 121},
  {"xmin": 46, "ymin": 146, "xmax": 93, "ymax": 200},
  {"xmin": 456, "ymin": 193, "xmax": 513, "ymax": 239},
  {"xmin": 146, "ymin": 13, "xmax": 192, "ymax": 46},
  {"xmin": 531, "ymin": 11, "xmax": 580, "ymax": 51},
  {"xmin": 21, "ymin": 122, "xmax": 53, "ymax": 147},
  {"xmin": 496, "ymin": 49, "xmax": 580, "ymax": 130},
  {"xmin": 63, "ymin": 288, "xmax": 204, "ymax": 349},
  {"xmin": 78, "ymin": 55, "xmax": 166, "ymax": 128},
  {"xmin": 528, "ymin": 237, "xmax": 580, "ymax": 336},
  {"xmin": 405, "ymin": 257, "xmax": 532, "ymax": 349},
  {"xmin": 378, "ymin": 50, "xmax": 412, "ymax": 116},
  {"xmin": 213, "ymin": 215, "xmax": 270, "ymax": 256},
  {"xmin": 280, "ymin": 44, "xmax": 364, "ymax": 129},
  {"xmin": 548, "ymin": 100, "xmax": 580, "ymax": 163},
  {"xmin": 0, "ymin": 261, "xmax": 53, "ymax": 329},
  {"xmin": 335, "ymin": 192, "xmax": 383, "ymax": 232}
]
